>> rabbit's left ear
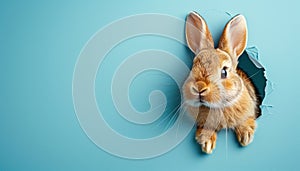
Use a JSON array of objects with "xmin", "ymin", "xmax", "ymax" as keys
[{"xmin": 218, "ymin": 15, "xmax": 247, "ymax": 61}]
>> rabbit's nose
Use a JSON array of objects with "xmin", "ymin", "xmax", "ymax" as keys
[
  {"xmin": 196, "ymin": 81, "xmax": 207, "ymax": 91},
  {"xmin": 199, "ymin": 87, "xmax": 208, "ymax": 101},
  {"xmin": 199, "ymin": 88, "xmax": 208, "ymax": 95},
  {"xmin": 195, "ymin": 81, "xmax": 209, "ymax": 98}
]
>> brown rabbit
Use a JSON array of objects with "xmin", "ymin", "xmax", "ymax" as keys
[{"xmin": 183, "ymin": 12, "xmax": 260, "ymax": 154}]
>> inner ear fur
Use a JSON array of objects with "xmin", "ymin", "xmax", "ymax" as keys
[
  {"xmin": 185, "ymin": 11, "xmax": 214, "ymax": 54},
  {"xmin": 218, "ymin": 14, "xmax": 248, "ymax": 63}
]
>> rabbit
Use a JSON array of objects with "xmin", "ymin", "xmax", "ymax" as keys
[{"xmin": 183, "ymin": 11, "xmax": 261, "ymax": 154}]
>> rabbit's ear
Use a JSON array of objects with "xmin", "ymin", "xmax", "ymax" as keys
[
  {"xmin": 185, "ymin": 11, "xmax": 214, "ymax": 54},
  {"xmin": 218, "ymin": 15, "xmax": 247, "ymax": 60}
]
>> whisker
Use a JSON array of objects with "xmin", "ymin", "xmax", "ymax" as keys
[
  {"xmin": 154, "ymin": 102, "xmax": 183, "ymax": 127},
  {"xmin": 175, "ymin": 105, "xmax": 188, "ymax": 138},
  {"xmin": 164, "ymin": 107, "xmax": 182, "ymax": 131},
  {"xmin": 149, "ymin": 100, "xmax": 168, "ymax": 112},
  {"xmin": 161, "ymin": 101, "xmax": 189, "ymax": 131},
  {"xmin": 225, "ymin": 126, "xmax": 228, "ymax": 159},
  {"xmin": 243, "ymin": 70, "xmax": 262, "ymax": 81}
]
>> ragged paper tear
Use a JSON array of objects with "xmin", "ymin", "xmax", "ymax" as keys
[{"xmin": 238, "ymin": 46, "xmax": 270, "ymax": 117}]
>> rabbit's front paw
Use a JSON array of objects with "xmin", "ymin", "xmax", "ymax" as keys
[
  {"xmin": 195, "ymin": 128, "xmax": 217, "ymax": 154},
  {"xmin": 235, "ymin": 118, "xmax": 256, "ymax": 146}
]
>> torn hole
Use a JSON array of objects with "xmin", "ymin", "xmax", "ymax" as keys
[{"xmin": 238, "ymin": 46, "xmax": 273, "ymax": 117}]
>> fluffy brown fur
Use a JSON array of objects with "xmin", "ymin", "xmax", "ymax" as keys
[{"xmin": 183, "ymin": 12, "xmax": 259, "ymax": 154}]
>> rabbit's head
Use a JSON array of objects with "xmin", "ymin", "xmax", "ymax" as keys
[{"xmin": 183, "ymin": 12, "xmax": 248, "ymax": 108}]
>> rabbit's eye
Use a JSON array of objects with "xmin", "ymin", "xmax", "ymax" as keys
[{"xmin": 221, "ymin": 67, "xmax": 227, "ymax": 79}]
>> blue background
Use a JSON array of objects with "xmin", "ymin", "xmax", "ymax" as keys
[{"xmin": 1, "ymin": 0, "xmax": 299, "ymax": 170}]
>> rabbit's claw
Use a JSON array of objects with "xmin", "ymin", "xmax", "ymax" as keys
[
  {"xmin": 235, "ymin": 118, "xmax": 256, "ymax": 146},
  {"xmin": 195, "ymin": 129, "xmax": 217, "ymax": 154}
]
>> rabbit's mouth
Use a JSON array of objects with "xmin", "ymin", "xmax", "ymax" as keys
[
  {"xmin": 185, "ymin": 97, "xmax": 236, "ymax": 109},
  {"xmin": 201, "ymin": 101, "xmax": 223, "ymax": 108},
  {"xmin": 185, "ymin": 98, "xmax": 218, "ymax": 108}
]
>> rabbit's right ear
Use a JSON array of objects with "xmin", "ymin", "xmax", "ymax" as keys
[
  {"xmin": 218, "ymin": 15, "xmax": 247, "ymax": 61},
  {"xmin": 185, "ymin": 12, "xmax": 214, "ymax": 54}
]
